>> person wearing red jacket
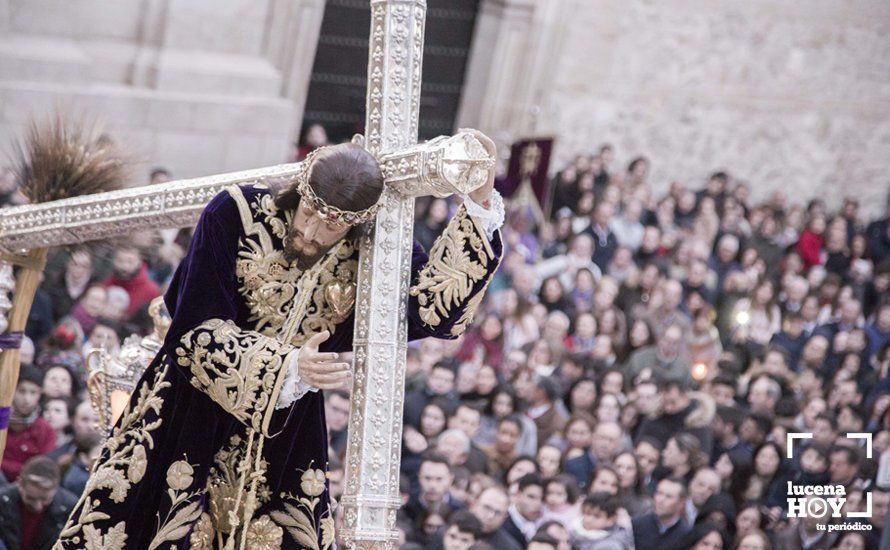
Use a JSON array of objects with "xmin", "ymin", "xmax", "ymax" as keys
[
  {"xmin": 101, "ymin": 244, "xmax": 161, "ymax": 319},
  {"xmin": 796, "ymin": 215, "xmax": 826, "ymax": 270},
  {"xmin": 1, "ymin": 365, "xmax": 56, "ymax": 482}
]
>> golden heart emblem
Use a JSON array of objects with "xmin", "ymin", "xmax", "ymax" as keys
[{"xmin": 325, "ymin": 280, "xmax": 356, "ymax": 319}]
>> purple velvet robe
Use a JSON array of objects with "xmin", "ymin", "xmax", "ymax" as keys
[{"xmin": 55, "ymin": 184, "xmax": 502, "ymax": 549}]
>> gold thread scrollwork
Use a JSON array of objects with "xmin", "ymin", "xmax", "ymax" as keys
[
  {"xmin": 174, "ymin": 318, "xmax": 293, "ymax": 434},
  {"xmin": 410, "ymin": 205, "xmax": 496, "ymax": 335}
]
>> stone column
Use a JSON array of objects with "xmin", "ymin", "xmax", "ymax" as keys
[
  {"xmin": 263, "ymin": 0, "xmax": 327, "ymax": 144},
  {"xmin": 130, "ymin": 0, "xmax": 171, "ymax": 88},
  {"xmin": 456, "ymin": 0, "xmax": 569, "ymax": 143},
  {"xmin": 0, "ymin": 0, "xmax": 9, "ymax": 33}
]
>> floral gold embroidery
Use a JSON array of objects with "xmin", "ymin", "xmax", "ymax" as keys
[
  {"xmin": 189, "ymin": 513, "xmax": 214, "ymax": 549},
  {"xmin": 247, "ymin": 515, "xmax": 284, "ymax": 548},
  {"xmin": 270, "ymin": 464, "xmax": 334, "ymax": 550},
  {"xmin": 56, "ymin": 361, "xmax": 172, "ymax": 548},
  {"xmin": 165, "ymin": 460, "xmax": 194, "ymax": 491},
  {"xmin": 410, "ymin": 205, "xmax": 495, "ymax": 335},
  {"xmin": 228, "ymin": 185, "xmax": 358, "ymax": 340},
  {"xmin": 174, "ymin": 318, "xmax": 293, "ymax": 435},
  {"xmin": 300, "ymin": 469, "xmax": 327, "ymax": 497},
  {"xmin": 148, "ymin": 458, "xmax": 204, "ymax": 550}
]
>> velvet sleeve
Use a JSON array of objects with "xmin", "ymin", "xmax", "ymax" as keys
[
  {"xmin": 162, "ymin": 190, "xmax": 296, "ymax": 437},
  {"xmin": 407, "ymin": 204, "xmax": 503, "ymax": 340}
]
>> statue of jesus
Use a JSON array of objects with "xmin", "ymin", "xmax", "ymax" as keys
[{"xmin": 55, "ymin": 132, "xmax": 504, "ymax": 550}]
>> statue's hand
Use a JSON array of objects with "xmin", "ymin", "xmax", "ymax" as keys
[
  {"xmin": 459, "ymin": 128, "xmax": 497, "ymax": 207},
  {"xmin": 298, "ymin": 330, "xmax": 352, "ymax": 390}
]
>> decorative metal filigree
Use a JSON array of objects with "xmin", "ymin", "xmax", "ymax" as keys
[
  {"xmin": 0, "ymin": 134, "xmax": 490, "ymax": 255},
  {"xmin": 85, "ymin": 297, "xmax": 170, "ymax": 434}
]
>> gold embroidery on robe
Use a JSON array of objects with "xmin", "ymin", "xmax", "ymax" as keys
[
  {"xmin": 270, "ymin": 464, "xmax": 335, "ymax": 550},
  {"xmin": 410, "ymin": 204, "xmax": 497, "ymax": 335},
  {"xmin": 55, "ymin": 361, "xmax": 172, "ymax": 549},
  {"xmin": 174, "ymin": 318, "xmax": 293, "ymax": 436},
  {"xmin": 147, "ymin": 459, "xmax": 204, "ymax": 549},
  {"xmin": 227, "ymin": 185, "xmax": 358, "ymax": 341},
  {"xmin": 189, "ymin": 434, "xmax": 284, "ymax": 549}
]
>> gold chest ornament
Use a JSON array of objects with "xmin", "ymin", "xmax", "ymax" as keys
[{"xmin": 323, "ymin": 270, "xmax": 356, "ymax": 323}]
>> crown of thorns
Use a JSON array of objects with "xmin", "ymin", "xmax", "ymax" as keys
[{"xmin": 293, "ymin": 146, "xmax": 381, "ymax": 226}]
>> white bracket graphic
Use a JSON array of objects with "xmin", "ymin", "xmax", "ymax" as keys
[
  {"xmin": 787, "ymin": 432, "xmax": 813, "ymax": 459},
  {"xmin": 846, "ymin": 432, "xmax": 873, "ymax": 459}
]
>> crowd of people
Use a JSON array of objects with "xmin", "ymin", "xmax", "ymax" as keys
[{"xmin": 0, "ymin": 131, "xmax": 889, "ymax": 550}]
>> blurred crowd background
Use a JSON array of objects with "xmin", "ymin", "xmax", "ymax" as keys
[{"xmin": 1, "ymin": 127, "xmax": 889, "ymax": 550}]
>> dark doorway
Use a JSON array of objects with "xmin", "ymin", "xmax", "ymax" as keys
[{"xmin": 301, "ymin": 0, "xmax": 480, "ymax": 145}]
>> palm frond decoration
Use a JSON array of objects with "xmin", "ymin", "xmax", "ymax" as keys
[{"xmin": 14, "ymin": 112, "xmax": 127, "ymax": 204}]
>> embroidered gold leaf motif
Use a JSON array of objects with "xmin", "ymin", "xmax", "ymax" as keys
[
  {"xmin": 148, "ymin": 500, "xmax": 203, "ymax": 550},
  {"xmin": 82, "ymin": 521, "xmax": 127, "ymax": 550},
  {"xmin": 270, "ymin": 503, "xmax": 320, "ymax": 550},
  {"xmin": 410, "ymin": 206, "xmax": 493, "ymax": 329},
  {"xmin": 321, "ymin": 516, "xmax": 335, "ymax": 548},
  {"xmin": 127, "ymin": 445, "xmax": 147, "ymax": 483}
]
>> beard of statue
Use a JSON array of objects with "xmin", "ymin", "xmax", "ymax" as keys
[{"xmin": 283, "ymin": 224, "xmax": 332, "ymax": 271}]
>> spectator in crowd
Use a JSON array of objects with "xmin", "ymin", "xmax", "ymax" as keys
[
  {"xmin": 433, "ymin": 509, "xmax": 482, "ymax": 550},
  {"xmin": 58, "ymin": 431, "xmax": 103, "ymax": 498},
  {"xmin": 571, "ymin": 492, "xmax": 632, "ymax": 549},
  {"xmin": 0, "ymin": 456, "xmax": 77, "ymax": 550},
  {"xmin": 624, "ymin": 323, "xmax": 691, "ymax": 384},
  {"xmin": 47, "ymin": 400, "xmax": 98, "ymax": 462},
  {"xmin": 503, "ymin": 473, "xmax": 544, "ymax": 547},
  {"xmin": 42, "ymin": 250, "xmax": 97, "ymax": 323},
  {"xmin": 9, "ymin": 141, "xmax": 890, "ymax": 550},
  {"xmin": 405, "ymin": 362, "xmax": 458, "ymax": 428},
  {"xmin": 527, "ymin": 376, "xmax": 568, "ymax": 448},
  {"xmin": 469, "ymin": 486, "xmax": 522, "ymax": 550},
  {"xmin": 100, "ymin": 244, "xmax": 160, "ymax": 318},
  {"xmin": 630, "ymin": 477, "xmax": 690, "ymax": 548},
  {"xmin": 324, "ymin": 390, "xmax": 350, "ymax": 458},
  {"xmin": 403, "ymin": 453, "xmax": 462, "ymax": 524},
  {"xmin": 41, "ymin": 397, "xmax": 72, "ymax": 451},
  {"xmin": 1, "ymin": 366, "xmax": 55, "ymax": 482}
]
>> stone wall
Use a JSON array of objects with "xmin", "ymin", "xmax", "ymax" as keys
[
  {"xmin": 0, "ymin": 0, "xmax": 325, "ymax": 182},
  {"xmin": 2, "ymin": 0, "xmax": 888, "ymax": 212},
  {"xmin": 534, "ymin": 0, "xmax": 890, "ymax": 212}
]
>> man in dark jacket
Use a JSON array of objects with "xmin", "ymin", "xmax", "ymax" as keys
[
  {"xmin": 635, "ymin": 377, "xmax": 713, "ymax": 456},
  {"xmin": 0, "ymin": 456, "xmax": 77, "ymax": 550},
  {"xmin": 631, "ymin": 478, "xmax": 690, "ymax": 549},
  {"xmin": 470, "ymin": 486, "xmax": 523, "ymax": 550}
]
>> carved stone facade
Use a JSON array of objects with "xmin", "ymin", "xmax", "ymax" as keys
[
  {"xmin": 0, "ymin": 0, "xmax": 326, "ymax": 180},
  {"xmin": 459, "ymin": 0, "xmax": 890, "ymax": 213},
  {"xmin": 2, "ymin": 0, "xmax": 887, "ymax": 205}
]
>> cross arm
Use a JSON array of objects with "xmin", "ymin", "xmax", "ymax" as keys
[{"xmin": 0, "ymin": 131, "xmax": 494, "ymax": 255}]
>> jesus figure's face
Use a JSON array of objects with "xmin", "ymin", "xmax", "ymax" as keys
[{"xmin": 284, "ymin": 201, "xmax": 352, "ymax": 270}]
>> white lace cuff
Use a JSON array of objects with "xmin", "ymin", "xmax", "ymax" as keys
[
  {"xmin": 462, "ymin": 189, "xmax": 505, "ymax": 240},
  {"xmin": 275, "ymin": 348, "xmax": 318, "ymax": 409}
]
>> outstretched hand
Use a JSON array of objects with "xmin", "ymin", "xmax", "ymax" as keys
[
  {"xmin": 297, "ymin": 330, "xmax": 352, "ymax": 391},
  {"xmin": 459, "ymin": 128, "xmax": 497, "ymax": 207}
]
